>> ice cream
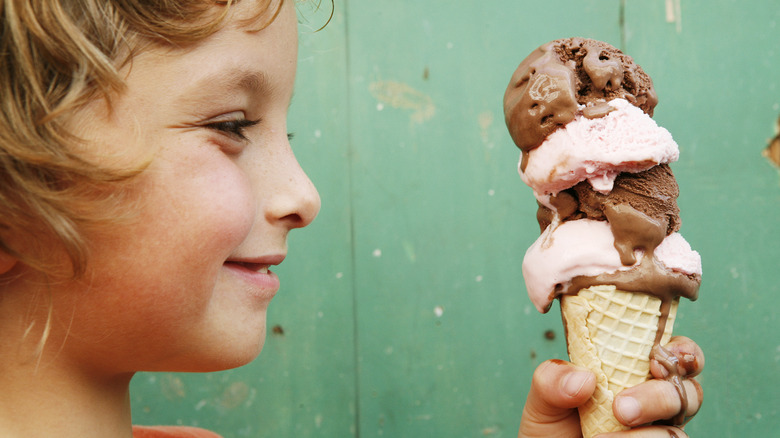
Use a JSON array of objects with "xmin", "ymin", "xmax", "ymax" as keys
[{"xmin": 503, "ymin": 38, "xmax": 701, "ymax": 437}]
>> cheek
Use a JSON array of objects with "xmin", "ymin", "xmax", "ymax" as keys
[
  {"xmin": 67, "ymin": 161, "xmax": 257, "ymax": 337},
  {"xmin": 189, "ymin": 164, "xmax": 256, "ymax": 254},
  {"xmin": 100, "ymin": 158, "xmax": 256, "ymax": 301}
]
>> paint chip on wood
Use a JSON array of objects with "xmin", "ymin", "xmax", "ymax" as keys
[
  {"xmin": 369, "ymin": 80, "xmax": 436, "ymax": 123},
  {"xmin": 763, "ymin": 114, "xmax": 780, "ymax": 168},
  {"xmin": 665, "ymin": 0, "xmax": 683, "ymax": 33}
]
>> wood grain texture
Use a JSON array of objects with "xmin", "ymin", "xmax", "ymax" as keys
[{"xmin": 131, "ymin": 1, "xmax": 780, "ymax": 436}]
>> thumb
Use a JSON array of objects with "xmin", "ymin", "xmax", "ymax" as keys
[{"xmin": 519, "ymin": 359, "xmax": 596, "ymax": 438}]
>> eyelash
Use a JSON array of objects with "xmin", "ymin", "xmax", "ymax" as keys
[
  {"xmin": 205, "ymin": 118, "xmax": 260, "ymax": 141},
  {"xmin": 205, "ymin": 119, "xmax": 295, "ymax": 142}
]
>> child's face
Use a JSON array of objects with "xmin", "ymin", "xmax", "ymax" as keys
[{"xmin": 47, "ymin": 0, "xmax": 320, "ymax": 373}]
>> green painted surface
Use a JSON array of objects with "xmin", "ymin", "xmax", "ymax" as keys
[{"xmin": 131, "ymin": 1, "xmax": 780, "ymax": 436}]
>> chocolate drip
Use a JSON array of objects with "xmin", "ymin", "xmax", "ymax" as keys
[
  {"xmin": 556, "ymin": 202, "xmax": 699, "ymax": 303},
  {"xmin": 582, "ymin": 47, "xmax": 623, "ymax": 92},
  {"xmin": 504, "ymin": 42, "xmax": 578, "ymax": 154},
  {"xmin": 604, "ymin": 203, "xmax": 664, "ymax": 266},
  {"xmin": 650, "ymin": 344, "xmax": 689, "ymax": 426},
  {"xmin": 582, "ymin": 101, "xmax": 617, "ymax": 119},
  {"xmin": 556, "ymin": 202, "xmax": 698, "ymax": 425},
  {"xmin": 561, "ymin": 257, "xmax": 700, "ymax": 303}
]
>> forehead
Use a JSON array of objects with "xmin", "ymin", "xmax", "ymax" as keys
[
  {"xmin": 118, "ymin": 0, "xmax": 297, "ymax": 106},
  {"xmin": 68, "ymin": 0, "xmax": 297, "ymax": 155},
  {"xmin": 155, "ymin": 0, "xmax": 297, "ymax": 65}
]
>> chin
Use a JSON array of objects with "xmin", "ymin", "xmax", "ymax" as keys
[
  {"xmin": 228, "ymin": 339, "xmax": 266, "ymax": 369},
  {"xmin": 207, "ymin": 332, "xmax": 267, "ymax": 372},
  {"xmin": 159, "ymin": 326, "xmax": 267, "ymax": 373},
  {"xmin": 179, "ymin": 342, "xmax": 265, "ymax": 373},
  {"xmin": 196, "ymin": 307, "xmax": 269, "ymax": 370}
]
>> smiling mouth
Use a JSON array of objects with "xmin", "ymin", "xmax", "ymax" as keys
[
  {"xmin": 223, "ymin": 258, "xmax": 282, "ymax": 294},
  {"xmin": 226, "ymin": 262, "xmax": 271, "ymax": 274}
]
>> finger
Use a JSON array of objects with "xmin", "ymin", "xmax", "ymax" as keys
[
  {"xmin": 595, "ymin": 425, "xmax": 688, "ymax": 437},
  {"xmin": 650, "ymin": 336, "xmax": 705, "ymax": 379},
  {"xmin": 613, "ymin": 379, "xmax": 703, "ymax": 427},
  {"xmin": 519, "ymin": 359, "xmax": 596, "ymax": 437}
]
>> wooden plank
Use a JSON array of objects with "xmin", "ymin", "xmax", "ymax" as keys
[
  {"xmin": 130, "ymin": 0, "xmax": 780, "ymax": 436},
  {"xmin": 346, "ymin": 1, "xmax": 621, "ymax": 436},
  {"xmin": 624, "ymin": 1, "xmax": 780, "ymax": 436}
]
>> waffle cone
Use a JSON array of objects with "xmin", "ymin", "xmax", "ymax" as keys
[{"xmin": 560, "ymin": 285, "xmax": 677, "ymax": 437}]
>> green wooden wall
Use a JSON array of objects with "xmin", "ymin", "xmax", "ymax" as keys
[{"xmin": 131, "ymin": 1, "xmax": 780, "ymax": 436}]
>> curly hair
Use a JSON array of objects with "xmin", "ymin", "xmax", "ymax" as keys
[{"xmin": 0, "ymin": 0, "xmax": 283, "ymax": 276}]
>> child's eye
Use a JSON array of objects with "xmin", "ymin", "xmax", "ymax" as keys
[{"xmin": 204, "ymin": 118, "xmax": 260, "ymax": 141}]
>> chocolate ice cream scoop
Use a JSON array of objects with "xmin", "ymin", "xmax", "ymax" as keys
[
  {"xmin": 536, "ymin": 164, "xmax": 682, "ymax": 235},
  {"xmin": 504, "ymin": 38, "xmax": 658, "ymax": 154}
]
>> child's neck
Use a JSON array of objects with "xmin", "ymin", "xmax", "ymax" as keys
[
  {"xmin": 0, "ymin": 350, "xmax": 135, "ymax": 438},
  {"xmin": 0, "ymin": 275, "xmax": 135, "ymax": 438}
]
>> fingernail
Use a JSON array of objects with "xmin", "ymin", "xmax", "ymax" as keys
[
  {"xmin": 681, "ymin": 354, "xmax": 697, "ymax": 374},
  {"xmin": 615, "ymin": 396, "xmax": 641, "ymax": 424},
  {"xmin": 562, "ymin": 370, "xmax": 592, "ymax": 397}
]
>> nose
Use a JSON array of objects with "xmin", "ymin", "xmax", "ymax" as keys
[{"xmin": 266, "ymin": 147, "xmax": 321, "ymax": 230}]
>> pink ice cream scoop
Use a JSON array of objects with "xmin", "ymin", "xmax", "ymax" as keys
[
  {"xmin": 522, "ymin": 219, "xmax": 701, "ymax": 313},
  {"xmin": 520, "ymin": 98, "xmax": 679, "ymax": 204}
]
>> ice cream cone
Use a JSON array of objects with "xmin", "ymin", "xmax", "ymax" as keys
[
  {"xmin": 560, "ymin": 285, "xmax": 677, "ymax": 438},
  {"xmin": 504, "ymin": 37, "xmax": 701, "ymax": 437}
]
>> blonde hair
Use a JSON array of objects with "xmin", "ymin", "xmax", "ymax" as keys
[{"xmin": 0, "ymin": 0, "xmax": 283, "ymax": 277}]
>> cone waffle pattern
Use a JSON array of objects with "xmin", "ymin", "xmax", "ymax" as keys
[{"xmin": 560, "ymin": 285, "xmax": 677, "ymax": 438}]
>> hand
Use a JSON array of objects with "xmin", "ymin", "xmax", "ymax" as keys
[
  {"xmin": 602, "ymin": 336, "xmax": 705, "ymax": 437},
  {"xmin": 518, "ymin": 337, "xmax": 704, "ymax": 438},
  {"xmin": 518, "ymin": 359, "xmax": 596, "ymax": 437}
]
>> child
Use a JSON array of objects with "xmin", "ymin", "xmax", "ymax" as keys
[{"xmin": 0, "ymin": 1, "xmax": 702, "ymax": 437}]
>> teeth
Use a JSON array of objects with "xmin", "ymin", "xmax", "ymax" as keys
[{"xmin": 227, "ymin": 261, "xmax": 272, "ymax": 273}]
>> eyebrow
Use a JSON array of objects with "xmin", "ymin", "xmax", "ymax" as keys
[
  {"xmin": 175, "ymin": 68, "xmax": 274, "ymax": 112},
  {"xmin": 232, "ymin": 69, "xmax": 272, "ymax": 94}
]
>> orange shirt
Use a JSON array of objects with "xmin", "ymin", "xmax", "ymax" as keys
[{"xmin": 132, "ymin": 426, "xmax": 223, "ymax": 438}]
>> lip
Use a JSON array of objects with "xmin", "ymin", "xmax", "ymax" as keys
[{"xmin": 223, "ymin": 254, "xmax": 285, "ymax": 297}]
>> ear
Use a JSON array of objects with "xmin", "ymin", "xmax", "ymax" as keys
[{"xmin": 0, "ymin": 248, "xmax": 18, "ymax": 275}]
